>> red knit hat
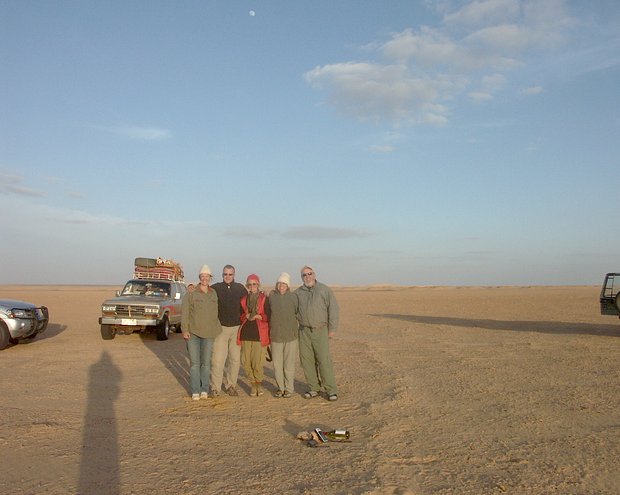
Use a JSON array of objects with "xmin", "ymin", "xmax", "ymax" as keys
[{"xmin": 246, "ymin": 274, "xmax": 260, "ymax": 284}]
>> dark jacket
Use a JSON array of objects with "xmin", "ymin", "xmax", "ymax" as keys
[{"xmin": 212, "ymin": 281, "xmax": 247, "ymax": 326}]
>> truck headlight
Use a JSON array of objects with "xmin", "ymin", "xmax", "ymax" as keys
[
  {"xmin": 7, "ymin": 308, "xmax": 28, "ymax": 318},
  {"xmin": 102, "ymin": 305, "xmax": 116, "ymax": 312},
  {"xmin": 144, "ymin": 307, "xmax": 159, "ymax": 314}
]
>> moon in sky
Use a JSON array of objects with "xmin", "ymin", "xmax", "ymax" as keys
[{"xmin": 249, "ymin": 10, "xmax": 255, "ymax": 17}]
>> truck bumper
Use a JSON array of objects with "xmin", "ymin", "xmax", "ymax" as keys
[
  {"xmin": 5, "ymin": 307, "xmax": 48, "ymax": 339},
  {"xmin": 99, "ymin": 317, "xmax": 160, "ymax": 327}
]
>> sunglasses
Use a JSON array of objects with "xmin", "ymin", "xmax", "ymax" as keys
[
  {"xmin": 247, "ymin": 283, "xmax": 258, "ymax": 286},
  {"xmin": 302, "ymin": 272, "xmax": 314, "ymax": 277}
]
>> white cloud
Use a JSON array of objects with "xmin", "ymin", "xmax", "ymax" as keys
[
  {"xmin": 3, "ymin": 184, "xmax": 45, "ymax": 197},
  {"xmin": 305, "ymin": 62, "xmax": 453, "ymax": 124},
  {"xmin": 222, "ymin": 225, "xmax": 374, "ymax": 240},
  {"xmin": 369, "ymin": 145, "xmax": 395, "ymax": 153},
  {"xmin": 282, "ymin": 226, "xmax": 373, "ymax": 240},
  {"xmin": 305, "ymin": 0, "xmax": 576, "ymax": 126},
  {"xmin": 0, "ymin": 169, "xmax": 45, "ymax": 197},
  {"xmin": 99, "ymin": 125, "xmax": 172, "ymax": 141},
  {"xmin": 520, "ymin": 85, "xmax": 543, "ymax": 95},
  {"xmin": 222, "ymin": 226, "xmax": 278, "ymax": 239},
  {"xmin": 443, "ymin": 0, "xmax": 521, "ymax": 27},
  {"xmin": 468, "ymin": 91, "xmax": 493, "ymax": 102}
]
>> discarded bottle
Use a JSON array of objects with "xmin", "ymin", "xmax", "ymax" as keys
[
  {"xmin": 314, "ymin": 428, "xmax": 329, "ymax": 443},
  {"xmin": 325, "ymin": 429, "xmax": 350, "ymax": 441}
]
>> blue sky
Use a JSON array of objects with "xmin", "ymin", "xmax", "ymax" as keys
[{"xmin": 2, "ymin": 0, "xmax": 619, "ymax": 286}]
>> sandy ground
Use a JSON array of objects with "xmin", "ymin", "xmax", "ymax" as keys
[{"xmin": 1, "ymin": 284, "xmax": 619, "ymax": 495}]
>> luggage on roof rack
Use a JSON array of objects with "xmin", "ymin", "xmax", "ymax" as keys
[{"xmin": 133, "ymin": 257, "xmax": 184, "ymax": 281}]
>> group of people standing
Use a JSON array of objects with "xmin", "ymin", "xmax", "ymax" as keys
[{"xmin": 180, "ymin": 264, "xmax": 340, "ymax": 402}]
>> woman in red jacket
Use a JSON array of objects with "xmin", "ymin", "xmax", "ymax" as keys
[{"xmin": 238, "ymin": 274, "xmax": 270, "ymax": 396}]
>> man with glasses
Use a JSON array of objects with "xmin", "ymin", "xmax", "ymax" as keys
[
  {"xmin": 210, "ymin": 265, "xmax": 247, "ymax": 397},
  {"xmin": 296, "ymin": 265, "xmax": 340, "ymax": 401}
]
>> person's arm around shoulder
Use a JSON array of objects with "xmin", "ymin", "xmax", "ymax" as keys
[
  {"xmin": 240, "ymin": 296, "xmax": 248, "ymax": 325},
  {"xmin": 264, "ymin": 293, "xmax": 271, "ymax": 322}
]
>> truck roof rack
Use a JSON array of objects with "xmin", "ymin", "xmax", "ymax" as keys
[{"xmin": 133, "ymin": 269, "xmax": 184, "ymax": 281}]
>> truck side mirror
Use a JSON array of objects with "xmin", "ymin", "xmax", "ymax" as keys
[
  {"xmin": 175, "ymin": 292, "xmax": 181, "ymax": 300},
  {"xmin": 116, "ymin": 290, "xmax": 121, "ymax": 296}
]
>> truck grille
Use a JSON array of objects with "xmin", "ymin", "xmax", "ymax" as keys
[{"xmin": 114, "ymin": 305, "xmax": 150, "ymax": 317}]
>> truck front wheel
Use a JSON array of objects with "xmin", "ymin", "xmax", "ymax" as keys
[
  {"xmin": 156, "ymin": 316, "xmax": 170, "ymax": 341},
  {"xmin": 101, "ymin": 324, "xmax": 116, "ymax": 340}
]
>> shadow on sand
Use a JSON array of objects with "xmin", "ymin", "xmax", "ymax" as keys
[
  {"xmin": 140, "ymin": 332, "xmax": 190, "ymax": 394},
  {"xmin": 138, "ymin": 332, "xmax": 308, "ymax": 398},
  {"xmin": 38, "ymin": 323, "xmax": 68, "ymax": 340},
  {"xmin": 371, "ymin": 313, "xmax": 620, "ymax": 337},
  {"xmin": 78, "ymin": 350, "xmax": 122, "ymax": 495},
  {"xmin": 6, "ymin": 323, "xmax": 68, "ymax": 350}
]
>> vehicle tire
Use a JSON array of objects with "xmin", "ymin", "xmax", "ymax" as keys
[
  {"xmin": 156, "ymin": 316, "xmax": 170, "ymax": 341},
  {"xmin": 616, "ymin": 293, "xmax": 620, "ymax": 312},
  {"xmin": 0, "ymin": 322, "xmax": 10, "ymax": 350},
  {"xmin": 18, "ymin": 330, "xmax": 38, "ymax": 344},
  {"xmin": 101, "ymin": 324, "xmax": 116, "ymax": 340}
]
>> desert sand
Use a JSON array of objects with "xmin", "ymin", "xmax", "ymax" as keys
[{"xmin": 1, "ymin": 284, "xmax": 619, "ymax": 495}]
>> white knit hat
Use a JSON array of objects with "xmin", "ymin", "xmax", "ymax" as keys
[
  {"xmin": 277, "ymin": 272, "xmax": 291, "ymax": 286},
  {"xmin": 199, "ymin": 264, "xmax": 212, "ymax": 275}
]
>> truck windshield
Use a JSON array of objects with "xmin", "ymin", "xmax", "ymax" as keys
[{"xmin": 121, "ymin": 281, "xmax": 169, "ymax": 297}]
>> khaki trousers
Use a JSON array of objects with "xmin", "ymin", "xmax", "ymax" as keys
[
  {"xmin": 210, "ymin": 325, "xmax": 241, "ymax": 391},
  {"xmin": 241, "ymin": 340, "xmax": 265, "ymax": 383},
  {"xmin": 299, "ymin": 327, "xmax": 337, "ymax": 394},
  {"xmin": 271, "ymin": 340, "xmax": 298, "ymax": 393}
]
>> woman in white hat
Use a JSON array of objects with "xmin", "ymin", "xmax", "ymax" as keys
[
  {"xmin": 268, "ymin": 272, "xmax": 299, "ymax": 398},
  {"xmin": 181, "ymin": 264, "xmax": 222, "ymax": 400}
]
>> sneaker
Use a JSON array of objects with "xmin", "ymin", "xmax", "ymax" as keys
[
  {"xmin": 303, "ymin": 391, "xmax": 319, "ymax": 399},
  {"xmin": 225, "ymin": 386, "xmax": 239, "ymax": 397},
  {"xmin": 200, "ymin": 392, "xmax": 209, "ymax": 400},
  {"xmin": 274, "ymin": 390, "xmax": 283, "ymax": 398},
  {"xmin": 191, "ymin": 393, "xmax": 200, "ymax": 401},
  {"xmin": 210, "ymin": 390, "xmax": 220, "ymax": 398},
  {"xmin": 328, "ymin": 393, "xmax": 338, "ymax": 401},
  {"xmin": 282, "ymin": 390, "xmax": 292, "ymax": 398}
]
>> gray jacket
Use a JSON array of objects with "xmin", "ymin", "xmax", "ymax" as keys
[
  {"xmin": 295, "ymin": 281, "xmax": 339, "ymax": 332},
  {"xmin": 268, "ymin": 289, "xmax": 299, "ymax": 343}
]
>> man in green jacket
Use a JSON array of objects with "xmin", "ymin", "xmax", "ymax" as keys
[
  {"xmin": 295, "ymin": 265, "xmax": 339, "ymax": 401},
  {"xmin": 181, "ymin": 264, "xmax": 222, "ymax": 400}
]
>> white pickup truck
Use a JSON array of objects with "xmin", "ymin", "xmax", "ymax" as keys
[{"xmin": 99, "ymin": 257, "xmax": 186, "ymax": 341}]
